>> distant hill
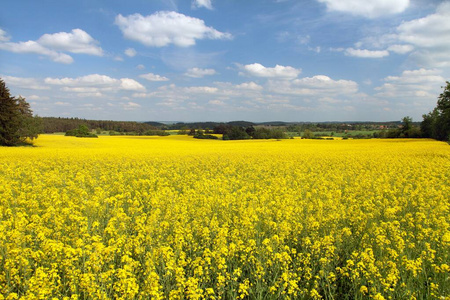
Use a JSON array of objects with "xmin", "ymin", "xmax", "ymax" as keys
[{"xmin": 144, "ymin": 121, "xmax": 166, "ymax": 127}]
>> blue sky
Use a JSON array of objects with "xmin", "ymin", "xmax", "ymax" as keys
[{"xmin": 1, "ymin": 0, "xmax": 449, "ymax": 122}]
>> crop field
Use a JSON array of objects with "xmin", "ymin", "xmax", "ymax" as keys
[{"xmin": 0, "ymin": 135, "xmax": 449, "ymax": 299}]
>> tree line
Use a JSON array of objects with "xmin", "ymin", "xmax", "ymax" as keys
[
  {"xmin": 42, "ymin": 117, "xmax": 156, "ymax": 134},
  {"xmin": 1, "ymin": 78, "xmax": 449, "ymax": 146}
]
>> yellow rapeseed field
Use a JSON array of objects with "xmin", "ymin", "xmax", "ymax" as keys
[{"xmin": 0, "ymin": 135, "xmax": 449, "ymax": 299}]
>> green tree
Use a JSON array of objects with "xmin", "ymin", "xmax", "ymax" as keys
[
  {"xmin": 302, "ymin": 129, "xmax": 313, "ymax": 139},
  {"xmin": 421, "ymin": 81, "xmax": 450, "ymax": 141},
  {"xmin": 0, "ymin": 79, "xmax": 41, "ymax": 146},
  {"xmin": 401, "ymin": 116, "xmax": 412, "ymax": 133}
]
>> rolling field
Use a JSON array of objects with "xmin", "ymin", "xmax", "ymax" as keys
[{"xmin": 0, "ymin": 135, "xmax": 449, "ymax": 299}]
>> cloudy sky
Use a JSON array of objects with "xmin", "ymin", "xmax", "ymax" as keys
[{"xmin": 1, "ymin": 0, "xmax": 449, "ymax": 122}]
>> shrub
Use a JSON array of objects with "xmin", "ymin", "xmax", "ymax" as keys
[{"xmin": 65, "ymin": 125, "xmax": 98, "ymax": 138}]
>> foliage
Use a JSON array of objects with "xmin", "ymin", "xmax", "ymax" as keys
[
  {"xmin": 218, "ymin": 125, "xmax": 288, "ymax": 140},
  {"xmin": 222, "ymin": 126, "xmax": 250, "ymax": 140},
  {"xmin": 42, "ymin": 117, "xmax": 157, "ymax": 134},
  {"xmin": 0, "ymin": 79, "xmax": 42, "ymax": 146},
  {"xmin": 193, "ymin": 129, "xmax": 219, "ymax": 139},
  {"xmin": 421, "ymin": 81, "xmax": 450, "ymax": 141},
  {"xmin": 302, "ymin": 129, "xmax": 314, "ymax": 139},
  {"xmin": 373, "ymin": 116, "xmax": 422, "ymax": 139},
  {"xmin": 142, "ymin": 129, "xmax": 170, "ymax": 136},
  {"xmin": 0, "ymin": 136, "xmax": 449, "ymax": 299},
  {"xmin": 65, "ymin": 124, "xmax": 98, "ymax": 138},
  {"xmin": 251, "ymin": 127, "xmax": 288, "ymax": 139}
]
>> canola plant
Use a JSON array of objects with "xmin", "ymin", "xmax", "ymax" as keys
[{"xmin": 0, "ymin": 135, "xmax": 449, "ymax": 299}]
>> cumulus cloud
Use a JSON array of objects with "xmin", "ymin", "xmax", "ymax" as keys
[
  {"xmin": 396, "ymin": 3, "xmax": 450, "ymax": 50},
  {"xmin": 192, "ymin": 0, "xmax": 213, "ymax": 10},
  {"xmin": 115, "ymin": 11, "xmax": 232, "ymax": 47},
  {"xmin": 37, "ymin": 29, "xmax": 103, "ymax": 56},
  {"xmin": 122, "ymin": 101, "xmax": 141, "ymax": 110},
  {"xmin": 0, "ymin": 75, "xmax": 49, "ymax": 90},
  {"xmin": 0, "ymin": 40, "xmax": 74, "ymax": 64},
  {"xmin": 345, "ymin": 48, "xmax": 389, "ymax": 58},
  {"xmin": 383, "ymin": 69, "xmax": 445, "ymax": 85},
  {"xmin": 395, "ymin": 2, "xmax": 450, "ymax": 67},
  {"xmin": 0, "ymin": 29, "xmax": 103, "ymax": 64},
  {"xmin": 124, "ymin": 48, "xmax": 137, "ymax": 57},
  {"xmin": 139, "ymin": 73, "xmax": 170, "ymax": 82},
  {"xmin": 317, "ymin": 0, "xmax": 410, "ymax": 18},
  {"xmin": 387, "ymin": 44, "xmax": 414, "ymax": 54},
  {"xmin": 208, "ymin": 99, "xmax": 225, "ymax": 105},
  {"xmin": 374, "ymin": 69, "xmax": 445, "ymax": 101},
  {"xmin": 120, "ymin": 78, "xmax": 146, "ymax": 91},
  {"xmin": 241, "ymin": 63, "xmax": 301, "ymax": 80},
  {"xmin": 268, "ymin": 75, "xmax": 359, "ymax": 96},
  {"xmin": 184, "ymin": 86, "xmax": 219, "ymax": 94},
  {"xmin": 353, "ymin": 3, "xmax": 450, "ymax": 68},
  {"xmin": 185, "ymin": 67, "xmax": 216, "ymax": 78},
  {"xmin": 45, "ymin": 74, "xmax": 145, "ymax": 92},
  {"xmin": 235, "ymin": 82, "xmax": 263, "ymax": 90},
  {"xmin": 27, "ymin": 94, "xmax": 49, "ymax": 100},
  {"xmin": 0, "ymin": 28, "xmax": 10, "ymax": 42},
  {"xmin": 54, "ymin": 101, "xmax": 71, "ymax": 106}
]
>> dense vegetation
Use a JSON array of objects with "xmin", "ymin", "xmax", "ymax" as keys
[
  {"xmin": 65, "ymin": 125, "xmax": 98, "ymax": 138},
  {"xmin": 42, "ymin": 117, "xmax": 156, "ymax": 134},
  {"xmin": 421, "ymin": 81, "xmax": 450, "ymax": 142},
  {"xmin": 0, "ymin": 79, "xmax": 41, "ymax": 146}
]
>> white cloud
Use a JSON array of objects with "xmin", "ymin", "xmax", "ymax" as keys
[
  {"xmin": 115, "ymin": 11, "xmax": 232, "ymax": 47},
  {"xmin": 136, "ymin": 64, "xmax": 145, "ymax": 70},
  {"xmin": 120, "ymin": 78, "xmax": 146, "ymax": 91},
  {"xmin": 235, "ymin": 82, "xmax": 263, "ymax": 90},
  {"xmin": 396, "ymin": 3, "xmax": 450, "ymax": 50},
  {"xmin": 374, "ymin": 69, "xmax": 445, "ymax": 103},
  {"xmin": 1, "ymin": 75, "xmax": 49, "ymax": 90},
  {"xmin": 387, "ymin": 44, "xmax": 414, "ymax": 54},
  {"xmin": 75, "ymin": 92, "xmax": 103, "ymax": 98},
  {"xmin": 317, "ymin": 0, "xmax": 410, "ymax": 18},
  {"xmin": 132, "ymin": 93, "xmax": 150, "ymax": 98},
  {"xmin": 140, "ymin": 73, "xmax": 170, "ymax": 82},
  {"xmin": 27, "ymin": 94, "xmax": 49, "ymax": 100},
  {"xmin": 241, "ymin": 63, "xmax": 301, "ymax": 80},
  {"xmin": 395, "ymin": 2, "xmax": 450, "ymax": 67},
  {"xmin": 208, "ymin": 100, "xmax": 225, "ymax": 105},
  {"xmin": 122, "ymin": 101, "xmax": 141, "ymax": 110},
  {"xmin": 185, "ymin": 67, "xmax": 216, "ymax": 78},
  {"xmin": 61, "ymin": 87, "xmax": 99, "ymax": 93},
  {"xmin": 45, "ymin": 74, "xmax": 146, "ymax": 92},
  {"xmin": 0, "ymin": 29, "xmax": 103, "ymax": 63},
  {"xmin": 54, "ymin": 101, "xmax": 71, "ymax": 106},
  {"xmin": 268, "ymin": 75, "xmax": 359, "ymax": 96},
  {"xmin": 184, "ymin": 86, "xmax": 219, "ymax": 94},
  {"xmin": 45, "ymin": 74, "xmax": 117, "ymax": 86},
  {"xmin": 192, "ymin": 0, "xmax": 213, "ymax": 10},
  {"xmin": 0, "ymin": 40, "xmax": 74, "ymax": 64},
  {"xmin": 354, "ymin": 3, "xmax": 450, "ymax": 68},
  {"xmin": 345, "ymin": 48, "xmax": 389, "ymax": 58},
  {"xmin": 0, "ymin": 28, "xmax": 10, "ymax": 42},
  {"xmin": 383, "ymin": 69, "xmax": 445, "ymax": 85},
  {"xmin": 124, "ymin": 48, "xmax": 137, "ymax": 57},
  {"xmin": 37, "ymin": 29, "xmax": 103, "ymax": 56}
]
